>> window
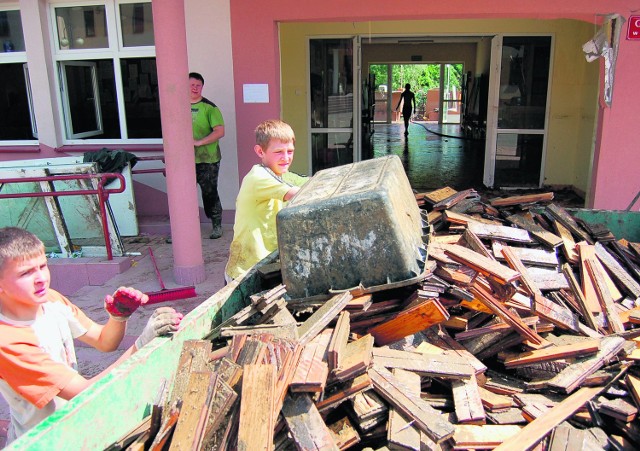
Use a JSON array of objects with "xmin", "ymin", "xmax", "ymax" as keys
[
  {"xmin": 53, "ymin": 1, "xmax": 160, "ymax": 141},
  {"xmin": 0, "ymin": 8, "xmax": 37, "ymax": 142}
]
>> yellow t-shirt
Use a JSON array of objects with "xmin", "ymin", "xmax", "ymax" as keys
[{"xmin": 225, "ymin": 165, "xmax": 307, "ymax": 279}]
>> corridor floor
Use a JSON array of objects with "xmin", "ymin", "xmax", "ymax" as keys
[{"xmin": 371, "ymin": 121, "xmax": 485, "ymax": 192}]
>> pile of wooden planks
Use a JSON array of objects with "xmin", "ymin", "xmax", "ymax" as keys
[{"xmin": 112, "ymin": 187, "xmax": 640, "ymax": 450}]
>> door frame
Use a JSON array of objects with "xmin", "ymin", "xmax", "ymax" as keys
[{"xmin": 483, "ymin": 34, "xmax": 554, "ymax": 188}]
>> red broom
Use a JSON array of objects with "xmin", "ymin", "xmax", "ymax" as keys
[{"xmin": 145, "ymin": 247, "xmax": 197, "ymax": 304}]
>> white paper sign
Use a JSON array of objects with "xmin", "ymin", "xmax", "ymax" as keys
[{"xmin": 243, "ymin": 84, "xmax": 269, "ymax": 103}]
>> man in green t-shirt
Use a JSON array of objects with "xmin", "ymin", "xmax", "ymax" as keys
[{"xmin": 190, "ymin": 72, "xmax": 225, "ymax": 239}]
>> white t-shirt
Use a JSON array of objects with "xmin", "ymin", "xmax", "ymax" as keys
[{"xmin": 0, "ymin": 291, "xmax": 90, "ymax": 443}]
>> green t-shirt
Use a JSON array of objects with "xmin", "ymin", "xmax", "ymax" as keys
[
  {"xmin": 225, "ymin": 165, "xmax": 307, "ymax": 279},
  {"xmin": 191, "ymin": 98, "xmax": 224, "ymax": 163}
]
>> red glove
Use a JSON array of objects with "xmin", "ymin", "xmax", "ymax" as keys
[{"xmin": 104, "ymin": 287, "xmax": 148, "ymax": 321}]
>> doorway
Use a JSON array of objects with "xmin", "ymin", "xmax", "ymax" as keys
[
  {"xmin": 368, "ymin": 63, "xmax": 464, "ymax": 125},
  {"xmin": 484, "ymin": 35, "xmax": 552, "ymax": 188}
]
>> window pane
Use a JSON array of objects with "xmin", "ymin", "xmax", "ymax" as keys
[
  {"xmin": 63, "ymin": 63, "xmax": 100, "ymax": 135},
  {"xmin": 498, "ymin": 37, "xmax": 551, "ymax": 130},
  {"xmin": 310, "ymin": 39, "xmax": 353, "ymax": 129},
  {"xmin": 0, "ymin": 10, "xmax": 25, "ymax": 52},
  {"xmin": 93, "ymin": 60, "xmax": 120, "ymax": 138},
  {"xmin": 494, "ymin": 133, "xmax": 543, "ymax": 187},
  {"xmin": 55, "ymin": 6, "xmax": 108, "ymax": 50},
  {"xmin": 61, "ymin": 60, "xmax": 120, "ymax": 139},
  {"xmin": 311, "ymin": 132, "xmax": 353, "ymax": 173},
  {"xmin": 120, "ymin": 3, "xmax": 154, "ymax": 47},
  {"xmin": 0, "ymin": 64, "xmax": 34, "ymax": 139},
  {"xmin": 121, "ymin": 58, "xmax": 161, "ymax": 138}
]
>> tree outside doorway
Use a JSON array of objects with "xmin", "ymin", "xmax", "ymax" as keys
[{"xmin": 369, "ymin": 63, "xmax": 463, "ymax": 123}]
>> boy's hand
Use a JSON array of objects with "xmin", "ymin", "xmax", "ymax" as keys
[
  {"xmin": 104, "ymin": 287, "xmax": 148, "ymax": 321},
  {"xmin": 135, "ymin": 307, "xmax": 183, "ymax": 349}
]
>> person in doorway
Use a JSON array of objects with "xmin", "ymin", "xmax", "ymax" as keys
[
  {"xmin": 395, "ymin": 83, "xmax": 416, "ymax": 135},
  {"xmin": 190, "ymin": 72, "xmax": 226, "ymax": 239},
  {"xmin": 0, "ymin": 227, "xmax": 183, "ymax": 443},
  {"xmin": 225, "ymin": 120, "xmax": 307, "ymax": 283}
]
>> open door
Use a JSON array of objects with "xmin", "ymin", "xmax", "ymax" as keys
[
  {"xmin": 309, "ymin": 37, "xmax": 359, "ymax": 173},
  {"xmin": 484, "ymin": 35, "xmax": 552, "ymax": 188}
]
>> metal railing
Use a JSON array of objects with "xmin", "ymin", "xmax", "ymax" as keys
[{"xmin": 0, "ymin": 173, "xmax": 126, "ymax": 260}]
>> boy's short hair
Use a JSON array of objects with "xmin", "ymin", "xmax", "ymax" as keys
[
  {"xmin": 189, "ymin": 72, "xmax": 204, "ymax": 84},
  {"xmin": 0, "ymin": 227, "xmax": 45, "ymax": 273},
  {"xmin": 255, "ymin": 120, "xmax": 295, "ymax": 148}
]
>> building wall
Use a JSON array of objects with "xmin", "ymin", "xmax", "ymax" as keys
[
  {"xmin": 278, "ymin": 19, "xmax": 599, "ymax": 196},
  {"xmin": 2, "ymin": 0, "xmax": 238, "ymax": 222},
  {"xmin": 230, "ymin": 1, "xmax": 640, "ymax": 210},
  {"xmin": 185, "ymin": 0, "xmax": 239, "ymax": 219}
]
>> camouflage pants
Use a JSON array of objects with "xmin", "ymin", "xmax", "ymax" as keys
[{"xmin": 195, "ymin": 162, "xmax": 222, "ymax": 224}]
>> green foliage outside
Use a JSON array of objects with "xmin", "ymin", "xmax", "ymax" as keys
[{"xmin": 369, "ymin": 63, "xmax": 463, "ymax": 113}]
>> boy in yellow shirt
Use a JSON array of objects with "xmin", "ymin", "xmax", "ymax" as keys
[{"xmin": 225, "ymin": 120, "xmax": 307, "ymax": 281}]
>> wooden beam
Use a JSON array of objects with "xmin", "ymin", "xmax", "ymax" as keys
[
  {"xmin": 282, "ymin": 393, "xmax": 339, "ymax": 451},
  {"xmin": 545, "ymin": 203, "xmax": 594, "ymax": 244},
  {"xmin": 388, "ymin": 369, "xmax": 421, "ymax": 450},
  {"xmin": 467, "ymin": 221, "xmax": 534, "ymax": 245},
  {"xmin": 546, "ymin": 336, "xmax": 626, "ymax": 393},
  {"xmin": 372, "ymin": 347, "xmax": 475, "ymax": 379},
  {"xmin": 470, "ymin": 280, "xmax": 548, "ymax": 348},
  {"xmin": 493, "ymin": 386, "xmax": 603, "ymax": 451},
  {"xmin": 561, "ymin": 263, "xmax": 599, "ymax": 331},
  {"xmin": 297, "ymin": 292, "xmax": 353, "ymax": 346},
  {"xmin": 237, "ymin": 364, "xmax": 277, "ymax": 451},
  {"xmin": 490, "ymin": 192, "xmax": 554, "ymax": 207},
  {"xmin": 290, "ymin": 333, "xmax": 330, "ymax": 393},
  {"xmin": 453, "ymin": 424, "xmax": 522, "ymax": 449},
  {"xmin": 170, "ymin": 371, "xmax": 217, "ymax": 450},
  {"xmin": 552, "ymin": 219, "xmax": 579, "ymax": 264},
  {"xmin": 595, "ymin": 242, "xmax": 640, "ymax": 298},
  {"xmin": 502, "ymin": 339, "xmax": 601, "ymax": 368},
  {"xmin": 369, "ymin": 298, "xmax": 449, "ymax": 346},
  {"xmin": 369, "ymin": 365, "xmax": 456, "ymax": 443},
  {"xmin": 333, "ymin": 334, "xmax": 374, "ymax": 382},
  {"xmin": 585, "ymin": 258, "xmax": 625, "ymax": 334},
  {"xmin": 327, "ymin": 311, "xmax": 350, "ymax": 371},
  {"xmin": 506, "ymin": 213, "xmax": 563, "ymax": 249},
  {"xmin": 452, "ymin": 374, "xmax": 486, "ymax": 424},
  {"xmin": 444, "ymin": 244, "xmax": 521, "ymax": 285}
]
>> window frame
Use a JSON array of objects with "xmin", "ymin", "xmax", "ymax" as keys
[
  {"xmin": 49, "ymin": 0, "xmax": 160, "ymax": 144},
  {"xmin": 0, "ymin": 4, "xmax": 38, "ymax": 145},
  {"xmin": 59, "ymin": 60, "xmax": 104, "ymax": 139}
]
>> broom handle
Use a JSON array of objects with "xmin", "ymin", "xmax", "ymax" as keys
[{"xmin": 148, "ymin": 247, "xmax": 167, "ymax": 291}]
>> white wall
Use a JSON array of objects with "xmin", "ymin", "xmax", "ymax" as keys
[{"xmin": 185, "ymin": 0, "xmax": 239, "ymax": 213}]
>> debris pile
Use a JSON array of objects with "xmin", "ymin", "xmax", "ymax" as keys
[{"xmin": 111, "ymin": 187, "xmax": 640, "ymax": 450}]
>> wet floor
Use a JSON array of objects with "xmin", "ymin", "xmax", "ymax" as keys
[{"xmin": 371, "ymin": 122, "xmax": 485, "ymax": 192}]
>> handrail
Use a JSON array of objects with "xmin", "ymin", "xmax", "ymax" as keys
[
  {"xmin": 131, "ymin": 155, "xmax": 166, "ymax": 176},
  {"xmin": 0, "ymin": 173, "xmax": 126, "ymax": 260}
]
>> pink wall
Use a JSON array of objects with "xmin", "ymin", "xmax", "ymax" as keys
[
  {"xmin": 229, "ymin": 1, "xmax": 640, "ymax": 210},
  {"xmin": 590, "ymin": 36, "xmax": 640, "ymax": 210}
]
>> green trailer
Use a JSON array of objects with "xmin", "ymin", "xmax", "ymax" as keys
[
  {"xmin": 6, "ymin": 256, "xmax": 274, "ymax": 450},
  {"xmin": 567, "ymin": 208, "xmax": 640, "ymax": 242},
  {"xmin": 6, "ymin": 208, "xmax": 640, "ymax": 449}
]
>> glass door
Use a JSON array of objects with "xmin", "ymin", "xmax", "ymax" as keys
[
  {"xmin": 369, "ymin": 64, "xmax": 390, "ymax": 123},
  {"xmin": 442, "ymin": 63, "xmax": 463, "ymax": 124},
  {"xmin": 309, "ymin": 38, "xmax": 355, "ymax": 173},
  {"xmin": 484, "ymin": 36, "xmax": 552, "ymax": 188}
]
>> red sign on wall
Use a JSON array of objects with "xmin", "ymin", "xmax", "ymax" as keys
[{"xmin": 628, "ymin": 15, "xmax": 640, "ymax": 40}]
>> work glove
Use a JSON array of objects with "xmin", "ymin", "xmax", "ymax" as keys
[
  {"xmin": 135, "ymin": 307, "xmax": 183, "ymax": 349},
  {"xmin": 104, "ymin": 287, "xmax": 148, "ymax": 322}
]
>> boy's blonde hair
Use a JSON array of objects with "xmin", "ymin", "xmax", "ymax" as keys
[
  {"xmin": 0, "ymin": 227, "xmax": 45, "ymax": 273},
  {"xmin": 255, "ymin": 120, "xmax": 295, "ymax": 149}
]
